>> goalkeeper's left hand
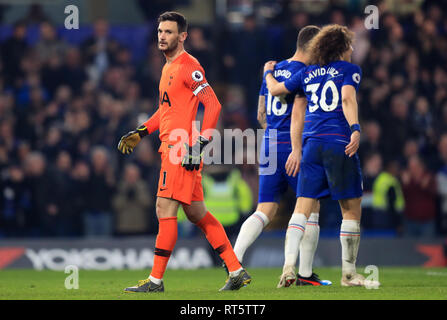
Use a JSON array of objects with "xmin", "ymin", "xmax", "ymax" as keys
[
  {"xmin": 117, "ymin": 125, "xmax": 148, "ymax": 154},
  {"xmin": 181, "ymin": 136, "xmax": 210, "ymax": 171}
]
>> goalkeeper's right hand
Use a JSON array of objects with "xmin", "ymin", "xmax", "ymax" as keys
[{"xmin": 117, "ymin": 125, "xmax": 148, "ymax": 154}]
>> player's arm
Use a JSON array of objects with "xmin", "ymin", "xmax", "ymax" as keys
[
  {"xmin": 285, "ymin": 95, "xmax": 306, "ymax": 177},
  {"xmin": 117, "ymin": 109, "xmax": 160, "ymax": 154},
  {"xmin": 196, "ymin": 85, "xmax": 222, "ymax": 139},
  {"xmin": 257, "ymin": 95, "xmax": 267, "ymax": 129},
  {"xmin": 341, "ymin": 85, "xmax": 360, "ymax": 157},
  {"xmin": 181, "ymin": 85, "xmax": 221, "ymax": 171},
  {"xmin": 263, "ymin": 61, "xmax": 290, "ymax": 96},
  {"xmin": 181, "ymin": 64, "xmax": 221, "ymax": 170}
]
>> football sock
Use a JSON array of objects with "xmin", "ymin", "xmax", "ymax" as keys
[
  {"xmin": 149, "ymin": 275, "xmax": 161, "ymax": 285},
  {"xmin": 233, "ymin": 211, "xmax": 270, "ymax": 262},
  {"xmin": 299, "ymin": 212, "xmax": 320, "ymax": 278},
  {"xmin": 340, "ymin": 219, "xmax": 361, "ymax": 275},
  {"xmin": 150, "ymin": 216, "xmax": 178, "ymax": 280},
  {"xmin": 284, "ymin": 213, "xmax": 307, "ymax": 268},
  {"xmin": 229, "ymin": 268, "xmax": 244, "ymax": 277},
  {"xmin": 196, "ymin": 211, "xmax": 242, "ymax": 273}
]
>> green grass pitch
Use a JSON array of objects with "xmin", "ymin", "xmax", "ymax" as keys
[{"xmin": 0, "ymin": 267, "xmax": 446, "ymax": 300}]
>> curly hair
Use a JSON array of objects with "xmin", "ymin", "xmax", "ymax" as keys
[{"xmin": 307, "ymin": 24, "xmax": 354, "ymax": 66}]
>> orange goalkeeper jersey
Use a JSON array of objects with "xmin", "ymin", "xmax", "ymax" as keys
[{"xmin": 144, "ymin": 51, "xmax": 220, "ymax": 145}]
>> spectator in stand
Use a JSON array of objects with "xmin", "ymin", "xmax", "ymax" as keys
[
  {"xmin": 61, "ymin": 47, "xmax": 88, "ymax": 96},
  {"xmin": 35, "ymin": 20, "xmax": 68, "ymax": 66},
  {"xmin": 50, "ymin": 150, "xmax": 80, "ymax": 236},
  {"xmin": 70, "ymin": 160, "xmax": 90, "ymax": 235},
  {"xmin": 81, "ymin": 18, "xmax": 119, "ymax": 82},
  {"xmin": 401, "ymin": 139, "xmax": 419, "ymax": 167},
  {"xmin": 359, "ymin": 121, "xmax": 383, "ymax": 164},
  {"xmin": 372, "ymin": 159, "xmax": 405, "ymax": 232},
  {"xmin": 83, "ymin": 146, "xmax": 115, "ymax": 237},
  {"xmin": 22, "ymin": 152, "xmax": 58, "ymax": 237},
  {"xmin": 401, "ymin": 155, "xmax": 437, "ymax": 237},
  {"xmin": 0, "ymin": 164, "xmax": 26, "ymax": 237},
  {"xmin": 223, "ymin": 14, "xmax": 270, "ymax": 119},
  {"xmin": 382, "ymin": 94, "xmax": 416, "ymax": 157},
  {"xmin": 113, "ymin": 163, "xmax": 152, "ymax": 235},
  {"xmin": 361, "ymin": 153, "xmax": 383, "ymax": 229},
  {"xmin": 1, "ymin": 20, "xmax": 28, "ymax": 87}
]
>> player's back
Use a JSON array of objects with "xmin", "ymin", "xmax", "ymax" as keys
[
  {"xmin": 259, "ymin": 59, "xmax": 306, "ymax": 152},
  {"xmin": 299, "ymin": 60, "xmax": 362, "ymax": 145}
]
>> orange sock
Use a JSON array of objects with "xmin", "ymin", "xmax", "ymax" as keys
[
  {"xmin": 150, "ymin": 217, "xmax": 177, "ymax": 280},
  {"xmin": 196, "ymin": 211, "xmax": 242, "ymax": 272}
]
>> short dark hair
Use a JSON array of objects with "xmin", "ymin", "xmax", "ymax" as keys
[
  {"xmin": 158, "ymin": 11, "xmax": 188, "ymax": 33},
  {"xmin": 307, "ymin": 24, "xmax": 354, "ymax": 66},
  {"xmin": 296, "ymin": 25, "xmax": 320, "ymax": 52}
]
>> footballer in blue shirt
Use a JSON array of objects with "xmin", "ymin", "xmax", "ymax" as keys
[
  {"xmin": 264, "ymin": 24, "xmax": 379, "ymax": 288},
  {"xmin": 232, "ymin": 26, "xmax": 331, "ymax": 287}
]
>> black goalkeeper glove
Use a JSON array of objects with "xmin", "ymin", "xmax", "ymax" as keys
[
  {"xmin": 181, "ymin": 136, "xmax": 210, "ymax": 171},
  {"xmin": 117, "ymin": 125, "xmax": 148, "ymax": 154}
]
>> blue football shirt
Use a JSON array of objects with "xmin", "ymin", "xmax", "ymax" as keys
[
  {"xmin": 284, "ymin": 60, "xmax": 362, "ymax": 145},
  {"xmin": 259, "ymin": 60, "xmax": 306, "ymax": 153}
]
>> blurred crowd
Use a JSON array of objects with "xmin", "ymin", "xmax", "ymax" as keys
[{"xmin": 0, "ymin": 1, "xmax": 446, "ymax": 238}]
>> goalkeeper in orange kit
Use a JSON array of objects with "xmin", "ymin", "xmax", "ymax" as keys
[{"xmin": 118, "ymin": 11, "xmax": 251, "ymax": 292}]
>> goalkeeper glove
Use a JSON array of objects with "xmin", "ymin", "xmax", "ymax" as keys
[
  {"xmin": 181, "ymin": 136, "xmax": 210, "ymax": 171},
  {"xmin": 117, "ymin": 125, "xmax": 148, "ymax": 154}
]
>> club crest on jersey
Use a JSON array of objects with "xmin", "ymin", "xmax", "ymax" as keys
[
  {"xmin": 192, "ymin": 70, "xmax": 204, "ymax": 82},
  {"xmin": 352, "ymin": 73, "xmax": 361, "ymax": 84}
]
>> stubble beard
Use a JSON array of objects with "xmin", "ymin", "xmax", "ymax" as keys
[{"xmin": 159, "ymin": 39, "xmax": 179, "ymax": 56}]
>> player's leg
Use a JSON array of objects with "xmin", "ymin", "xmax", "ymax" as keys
[
  {"xmin": 233, "ymin": 202, "xmax": 278, "ymax": 263},
  {"xmin": 278, "ymin": 196, "xmax": 315, "ymax": 287},
  {"xmin": 320, "ymin": 141, "xmax": 375, "ymax": 287},
  {"xmin": 125, "ymin": 196, "xmax": 179, "ymax": 293},
  {"xmin": 183, "ymin": 176, "xmax": 251, "ymax": 291},
  {"xmin": 285, "ymin": 162, "xmax": 323, "ymax": 284},
  {"xmin": 233, "ymin": 151, "xmax": 287, "ymax": 263},
  {"xmin": 338, "ymin": 197, "xmax": 366, "ymax": 286},
  {"xmin": 182, "ymin": 200, "xmax": 242, "ymax": 274},
  {"xmin": 297, "ymin": 200, "xmax": 321, "ymax": 283},
  {"xmin": 279, "ymin": 139, "xmax": 329, "ymax": 287},
  {"xmin": 150, "ymin": 197, "xmax": 180, "ymax": 282}
]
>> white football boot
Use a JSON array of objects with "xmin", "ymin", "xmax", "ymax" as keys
[
  {"xmin": 277, "ymin": 265, "xmax": 296, "ymax": 288},
  {"xmin": 341, "ymin": 272, "xmax": 381, "ymax": 288}
]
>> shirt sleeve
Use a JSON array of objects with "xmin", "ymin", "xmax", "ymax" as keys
[
  {"xmin": 342, "ymin": 64, "xmax": 362, "ymax": 91},
  {"xmin": 182, "ymin": 61, "xmax": 221, "ymax": 140},
  {"xmin": 182, "ymin": 62, "xmax": 209, "ymax": 96},
  {"xmin": 284, "ymin": 69, "xmax": 304, "ymax": 95},
  {"xmin": 142, "ymin": 108, "xmax": 160, "ymax": 134}
]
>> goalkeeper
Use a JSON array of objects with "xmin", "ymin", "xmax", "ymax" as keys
[{"xmin": 118, "ymin": 11, "xmax": 250, "ymax": 293}]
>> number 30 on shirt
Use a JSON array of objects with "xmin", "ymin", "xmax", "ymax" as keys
[{"xmin": 306, "ymin": 80, "xmax": 339, "ymax": 112}]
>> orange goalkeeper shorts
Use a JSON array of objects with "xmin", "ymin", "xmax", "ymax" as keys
[{"xmin": 156, "ymin": 141, "xmax": 204, "ymax": 205}]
